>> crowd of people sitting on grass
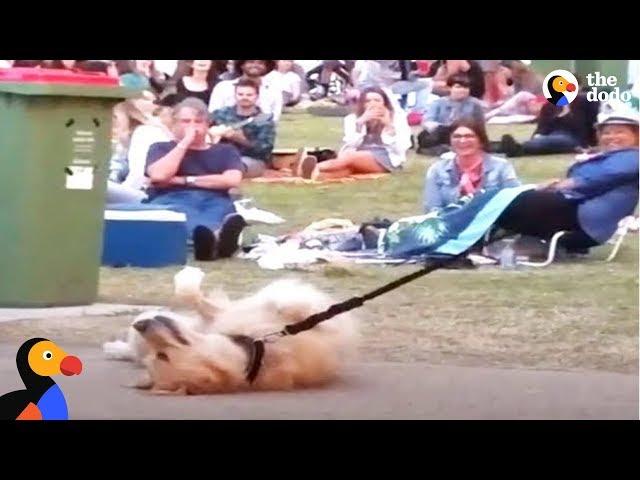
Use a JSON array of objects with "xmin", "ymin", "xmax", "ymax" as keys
[{"xmin": 2, "ymin": 59, "xmax": 637, "ymax": 264}]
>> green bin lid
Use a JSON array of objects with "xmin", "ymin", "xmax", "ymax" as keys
[{"xmin": 0, "ymin": 67, "xmax": 138, "ymax": 98}]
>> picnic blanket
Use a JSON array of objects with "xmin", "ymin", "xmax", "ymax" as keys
[
  {"xmin": 239, "ymin": 218, "xmax": 392, "ymax": 270},
  {"xmin": 383, "ymin": 185, "xmax": 535, "ymax": 258},
  {"xmin": 247, "ymin": 146, "xmax": 392, "ymax": 184},
  {"xmin": 238, "ymin": 186, "xmax": 536, "ymax": 270},
  {"xmin": 247, "ymin": 169, "xmax": 389, "ymax": 184}
]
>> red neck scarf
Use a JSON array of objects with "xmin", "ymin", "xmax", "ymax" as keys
[{"xmin": 457, "ymin": 156, "xmax": 484, "ymax": 196}]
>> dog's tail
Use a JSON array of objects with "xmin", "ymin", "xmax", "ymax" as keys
[{"xmin": 102, "ymin": 339, "xmax": 136, "ymax": 361}]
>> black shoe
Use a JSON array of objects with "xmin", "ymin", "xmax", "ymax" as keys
[
  {"xmin": 193, "ymin": 226, "xmax": 216, "ymax": 261},
  {"xmin": 500, "ymin": 134, "xmax": 522, "ymax": 158},
  {"xmin": 419, "ymin": 144, "xmax": 450, "ymax": 157},
  {"xmin": 360, "ymin": 225, "xmax": 381, "ymax": 249},
  {"xmin": 444, "ymin": 256, "xmax": 476, "ymax": 269},
  {"xmin": 217, "ymin": 213, "xmax": 247, "ymax": 258},
  {"xmin": 564, "ymin": 247, "xmax": 591, "ymax": 256}
]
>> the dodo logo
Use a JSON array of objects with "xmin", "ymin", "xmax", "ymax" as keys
[
  {"xmin": 0, "ymin": 338, "xmax": 82, "ymax": 420},
  {"xmin": 543, "ymin": 70, "xmax": 578, "ymax": 106}
]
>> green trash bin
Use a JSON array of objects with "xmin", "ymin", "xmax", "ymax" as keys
[{"xmin": 0, "ymin": 68, "xmax": 134, "ymax": 307}]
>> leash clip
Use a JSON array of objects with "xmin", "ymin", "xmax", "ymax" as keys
[
  {"xmin": 261, "ymin": 330, "xmax": 287, "ymax": 343},
  {"xmin": 244, "ymin": 331, "xmax": 287, "ymax": 384}
]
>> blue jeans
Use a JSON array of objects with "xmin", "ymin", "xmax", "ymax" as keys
[
  {"xmin": 146, "ymin": 189, "xmax": 236, "ymax": 237},
  {"xmin": 522, "ymin": 132, "xmax": 579, "ymax": 155}
]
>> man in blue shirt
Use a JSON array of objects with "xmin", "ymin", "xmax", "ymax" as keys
[
  {"xmin": 496, "ymin": 111, "xmax": 639, "ymax": 252},
  {"xmin": 146, "ymin": 98, "xmax": 246, "ymax": 261}
]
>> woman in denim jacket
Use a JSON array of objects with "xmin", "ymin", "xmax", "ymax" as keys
[{"xmin": 423, "ymin": 118, "xmax": 521, "ymax": 212}]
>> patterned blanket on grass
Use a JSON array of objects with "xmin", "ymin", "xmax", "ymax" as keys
[{"xmin": 383, "ymin": 185, "xmax": 536, "ymax": 259}]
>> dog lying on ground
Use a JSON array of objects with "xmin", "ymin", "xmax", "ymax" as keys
[{"xmin": 103, "ymin": 274, "xmax": 359, "ymax": 395}]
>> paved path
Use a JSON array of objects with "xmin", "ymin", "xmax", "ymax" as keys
[
  {"xmin": 0, "ymin": 304, "xmax": 158, "ymax": 323},
  {"xmin": 1, "ymin": 344, "xmax": 636, "ymax": 419}
]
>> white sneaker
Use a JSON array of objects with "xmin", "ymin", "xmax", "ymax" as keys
[{"xmin": 234, "ymin": 199, "xmax": 285, "ymax": 225}]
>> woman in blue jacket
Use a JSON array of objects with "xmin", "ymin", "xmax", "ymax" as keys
[
  {"xmin": 423, "ymin": 118, "xmax": 521, "ymax": 212},
  {"xmin": 496, "ymin": 112, "xmax": 639, "ymax": 251}
]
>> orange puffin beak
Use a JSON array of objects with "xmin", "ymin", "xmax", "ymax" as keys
[
  {"xmin": 60, "ymin": 355, "xmax": 83, "ymax": 376},
  {"xmin": 566, "ymin": 83, "xmax": 576, "ymax": 92}
]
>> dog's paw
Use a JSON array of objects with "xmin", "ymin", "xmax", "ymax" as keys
[
  {"xmin": 148, "ymin": 385, "xmax": 188, "ymax": 396},
  {"xmin": 126, "ymin": 374, "xmax": 154, "ymax": 390},
  {"xmin": 103, "ymin": 339, "xmax": 135, "ymax": 361},
  {"xmin": 174, "ymin": 266, "xmax": 205, "ymax": 298}
]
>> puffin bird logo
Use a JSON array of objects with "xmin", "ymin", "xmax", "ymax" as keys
[
  {"xmin": 543, "ymin": 69, "xmax": 579, "ymax": 106},
  {"xmin": 0, "ymin": 338, "xmax": 82, "ymax": 420}
]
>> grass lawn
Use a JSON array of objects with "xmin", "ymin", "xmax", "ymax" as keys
[{"xmin": 3, "ymin": 113, "xmax": 637, "ymax": 373}]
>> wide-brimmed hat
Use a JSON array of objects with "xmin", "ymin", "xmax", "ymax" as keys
[{"xmin": 595, "ymin": 110, "xmax": 639, "ymax": 128}]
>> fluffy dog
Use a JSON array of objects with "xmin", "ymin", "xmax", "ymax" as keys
[{"xmin": 103, "ymin": 275, "xmax": 358, "ymax": 395}]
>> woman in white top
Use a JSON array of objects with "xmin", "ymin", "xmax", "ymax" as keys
[
  {"xmin": 302, "ymin": 87, "xmax": 412, "ymax": 180},
  {"xmin": 264, "ymin": 60, "xmax": 303, "ymax": 106},
  {"xmin": 107, "ymin": 102, "xmax": 173, "ymax": 204}
]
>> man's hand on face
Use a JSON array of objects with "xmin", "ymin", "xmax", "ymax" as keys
[{"xmin": 178, "ymin": 125, "xmax": 199, "ymax": 149}]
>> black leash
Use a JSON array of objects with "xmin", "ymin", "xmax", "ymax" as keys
[{"xmin": 243, "ymin": 255, "xmax": 461, "ymax": 383}]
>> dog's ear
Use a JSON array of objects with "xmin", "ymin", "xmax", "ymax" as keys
[{"xmin": 190, "ymin": 362, "xmax": 243, "ymax": 394}]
